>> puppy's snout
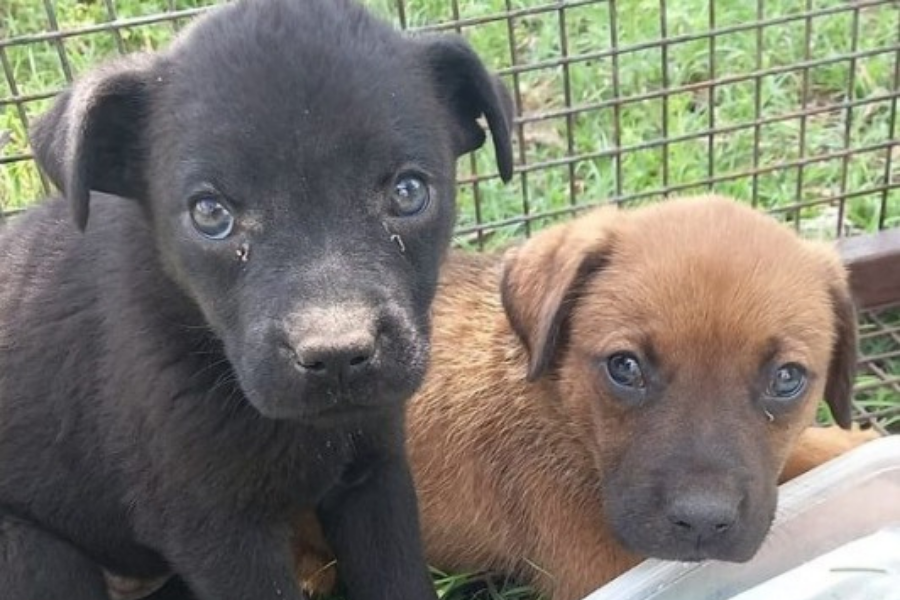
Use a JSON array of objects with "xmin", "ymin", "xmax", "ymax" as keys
[
  {"xmin": 292, "ymin": 329, "xmax": 376, "ymax": 380},
  {"xmin": 282, "ymin": 305, "xmax": 381, "ymax": 386},
  {"xmin": 666, "ymin": 491, "xmax": 738, "ymax": 540}
]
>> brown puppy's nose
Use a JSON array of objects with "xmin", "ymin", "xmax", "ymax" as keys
[
  {"xmin": 293, "ymin": 330, "xmax": 376, "ymax": 381},
  {"xmin": 666, "ymin": 493, "xmax": 738, "ymax": 539}
]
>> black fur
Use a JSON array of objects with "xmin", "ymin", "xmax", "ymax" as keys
[{"xmin": 0, "ymin": 0, "xmax": 514, "ymax": 599}]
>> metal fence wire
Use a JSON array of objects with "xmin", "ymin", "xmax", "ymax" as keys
[{"xmin": 0, "ymin": 0, "xmax": 899, "ymax": 432}]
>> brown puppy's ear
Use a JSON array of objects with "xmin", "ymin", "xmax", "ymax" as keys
[
  {"xmin": 501, "ymin": 208, "xmax": 618, "ymax": 381},
  {"xmin": 420, "ymin": 35, "xmax": 515, "ymax": 182},
  {"xmin": 824, "ymin": 278, "xmax": 858, "ymax": 430},
  {"xmin": 29, "ymin": 55, "xmax": 157, "ymax": 230}
]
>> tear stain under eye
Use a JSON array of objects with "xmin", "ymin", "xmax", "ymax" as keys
[
  {"xmin": 236, "ymin": 243, "xmax": 250, "ymax": 263},
  {"xmin": 382, "ymin": 222, "xmax": 406, "ymax": 254}
]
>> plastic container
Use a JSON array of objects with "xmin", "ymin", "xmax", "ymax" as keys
[
  {"xmin": 728, "ymin": 524, "xmax": 900, "ymax": 600},
  {"xmin": 583, "ymin": 435, "xmax": 900, "ymax": 600}
]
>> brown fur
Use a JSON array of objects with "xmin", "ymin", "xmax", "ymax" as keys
[
  {"xmin": 777, "ymin": 423, "xmax": 879, "ymax": 482},
  {"xmin": 292, "ymin": 196, "xmax": 878, "ymax": 599}
]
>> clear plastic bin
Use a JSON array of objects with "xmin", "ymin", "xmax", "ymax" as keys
[{"xmin": 584, "ymin": 435, "xmax": 900, "ymax": 600}]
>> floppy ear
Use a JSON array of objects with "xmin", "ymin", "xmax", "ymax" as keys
[
  {"xmin": 29, "ymin": 55, "xmax": 157, "ymax": 230},
  {"xmin": 501, "ymin": 207, "xmax": 618, "ymax": 381},
  {"xmin": 824, "ymin": 279, "xmax": 858, "ymax": 429},
  {"xmin": 420, "ymin": 35, "xmax": 515, "ymax": 182}
]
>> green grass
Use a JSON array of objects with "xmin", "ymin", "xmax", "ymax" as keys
[
  {"xmin": 432, "ymin": 570, "xmax": 542, "ymax": 600},
  {"xmin": 1, "ymin": 1, "xmax": 899, "ymax": 598},
  {"xmin": 317, "ymin": 568, "xmax": 544, "ymax": 600}
]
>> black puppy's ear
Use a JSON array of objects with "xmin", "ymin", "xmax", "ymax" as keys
[
  {"xmin": 501, "ymin": 207, "xmax": 618, "ymax": 381},
  {"xmin": 421, "ymin": 35, "xmax": 515, "ymax": 182},
  {"xmin": 824, "ymin": 279, "xmax": 858, "ymax": 429},
  {"xmin": 29, "ymin": 55, "xmax": 157, "ymax": 230}
]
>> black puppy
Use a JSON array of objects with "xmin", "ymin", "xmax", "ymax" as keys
[{"xmin": 0, "ymin": 0, "xmax": 513, "ymax": 599}]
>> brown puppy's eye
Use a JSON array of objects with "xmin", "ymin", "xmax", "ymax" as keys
[
  {"xmin": 606, "ymin": 352, "xmax": 646, "ymax": 390},
  {"xmin": 766, "ymin": 363, "xmax": 807, "ymax": 400}
]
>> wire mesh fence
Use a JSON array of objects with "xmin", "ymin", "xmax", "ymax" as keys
[
  {"xmin": 856, "ymin": 308, "xmax": 900, "ymax": 432},
  {"xmin": 1, "ymin": 0, "xmax": 899, "ymax": 431}
]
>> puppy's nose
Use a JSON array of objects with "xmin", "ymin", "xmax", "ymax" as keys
[
  {"xmin": 666, "ymin": 492, "xmax": 738, "ymax": 540},
  {"xmin": 283, "ymin": 304, "xmax": 380, "ymax": 385},
  {"xmin": 293, "ymin": 330, "xmax": 376, "ymax": 380}
]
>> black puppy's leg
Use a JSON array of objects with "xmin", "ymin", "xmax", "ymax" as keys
[
  {"xmin": 166, "ymin": 521, "xmax": 306, "ymax": 600},
  {"xmin": 318, "ymin": 457, "xmax": 437, "ymax": 600},
  {"xmin": 0, "ymin": 514, "xmax": 108, "ymax": 600}
]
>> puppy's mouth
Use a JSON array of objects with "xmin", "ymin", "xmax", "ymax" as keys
[
  {"xmin": 603, "ymin": 482, "xmax": 776, "ymax": 564},
  {"xmin": 231, "ymin": 310, "xmax": 430, "ymax": 423},
  {"xmin": 610, "ymin": 517, "xmax": 769, "ymax": 564},
  {"xmin": 239, "ymin": 351, "xmax": 427, "ymax": 422},
  {"xmin": 250, "ymin": 397, "xmax": 391, "ymax": 423},
  {"xmin": 626, "ymin": 534, "xmax": 763, "ymax": 563}
]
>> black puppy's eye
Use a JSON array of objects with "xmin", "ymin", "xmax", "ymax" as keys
[
  {"xmin": 766, "ymin": 363, "xmax": 807, "ymax": 400},
  {"xmin": 190, "ymin": 196, "xmax": 235, "ymax": 240},
  {"xmin": 606, "ymin": 352, "xmax": 646, "ymax": 389},
  {"xmin": 391, "ymin": 174, "xmax": 430, "ymax": 217}
]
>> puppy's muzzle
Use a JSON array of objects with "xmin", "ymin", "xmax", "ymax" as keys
[
  {"xmin": 665, "ymin": 489, "xmax": 739, "ymax": 547},
  {"xmin": 287, "ymin": 322, "xmax": 377, "ymax": 386},
  {"xmin": 240, "ymin": 298, "xmax": 426, "ymax": 421},
  {"xmin": 654, "ymin": 482, "xmax": 762, "ymax": 562},
  {"xmin": 282, "ymin": 304, "xmax": 382, "ymax": 389},
  {"xmin": 605, "ymin": 458, "xmax": 771, "ymax": 563}
]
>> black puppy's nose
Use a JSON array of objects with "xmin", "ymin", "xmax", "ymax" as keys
[
  {"xmin": 293, "ymin": 330, "xmax": 375, "ymax": 380},
  {"xmin": 283, "ymin": 304, "xmax": 381, "ymax": 386},
  {"xmin": 667, "ymin": 493, "xmax": 738, "ymax": 539}
]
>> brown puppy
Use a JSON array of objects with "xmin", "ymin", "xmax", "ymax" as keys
[
  {"xmin": 287, "ymin": 196, "xmax": 881, "ymax": 599},
  {"xmin": 292, "ymin": 195, "xmax": 878, "ymax": 600}
]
